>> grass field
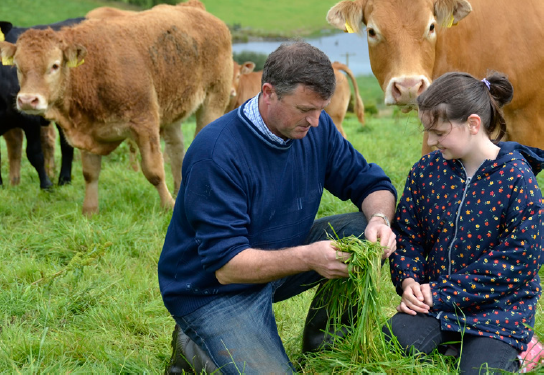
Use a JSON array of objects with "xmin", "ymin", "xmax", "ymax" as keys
[
  {"xmin": 1, "ymin": 0, "xmax": 543, "ymax": 373},
  {"xmin": 0, "ymin": 0, "xmax": 336, "ymax": 36},
  {"xmin": 1, "ymin": 106, "xmax": 543, "ymax": 372},
  {"xmin": 0, "ymin": 0, "xmax": 142, "ymax": 27}
]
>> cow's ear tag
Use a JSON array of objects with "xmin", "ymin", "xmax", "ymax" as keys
[
  {"xmin": 447, "ymin": 15, "xmax": 455, "ymax": 28},
  {"xmin": 67, "ymin": 58, "xmax": 84, "ymax": 68},
  {"xmin": 345, "ymin": 22, "xmax": 355, "ymax": 33},
  {"xmin": 0, "ymin": 30, "xmax": 4, "ymax": 41},
  {"xmin": 2, "ymin": 56, "xmax": 13, "ymax": 66}
]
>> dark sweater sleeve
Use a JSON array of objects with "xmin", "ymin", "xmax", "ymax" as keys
[
  {"xmin": 321, "ymin": 114, "xmax": 396, "ymax": 207},
  {"xmin": 183, "ymin": 158, "xmax": 251, "ymax": 272}
]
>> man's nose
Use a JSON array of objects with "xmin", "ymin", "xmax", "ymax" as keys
[{"xmin": 306, "ymin": 111, "xmax": 320, "ymax": 127}]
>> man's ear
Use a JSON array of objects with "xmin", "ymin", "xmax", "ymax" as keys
[
  {"xmin": 64, "ymin": 43, "xmax": 87, "ymax": 68},
  {"xmin": 467, "ymin": 114, "xmax": 481, "ymax": 134},
  {"xmin": 261, "ymin": 83, "xmax": 276, "ymax": 104},
  {"xmin": 0, "ymin": 41, "xmax": 17, "ymax": 66}
]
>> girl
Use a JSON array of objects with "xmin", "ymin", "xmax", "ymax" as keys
[{"xmin": 383, "ymin": 71, "xmax": 544, "ymax": 373}]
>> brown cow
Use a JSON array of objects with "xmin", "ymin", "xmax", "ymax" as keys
[
  {"xmin": 226, "ymin": 60, "xmax": 256, "ymax": 113},
  {"xmin": 0, "ymin": 1, "xmax": 232, "ymax": 215},
  {"xmin": 329, "ymin": 61, "xmax": 365, "ymax": 138},
  {"xmin": 327, "ymin": 0, "xmax": 544, "ymax": 153},
  {"xmin": 227, "ymin": 62, "xmax": 365, "ymax": 138},
  {"xmin": 85, "ymin": 6, "xmax": 136, "ymax": 19}
]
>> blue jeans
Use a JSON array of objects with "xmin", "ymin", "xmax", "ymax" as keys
[
  {"xmin": 174, "ymin": 212, "xmax": 367, "ymax": 374},
  {"xmin": 382, "ymin": 312, "xmax": 520, "ymax": 374}
]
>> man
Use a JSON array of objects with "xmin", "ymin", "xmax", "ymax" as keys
[{"xmin": 158, "ymin": 41, "xmax": 397, "ymax": 373}]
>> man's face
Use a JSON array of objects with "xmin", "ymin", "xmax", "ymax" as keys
[{"xmin": 262, "ymin": 84, "xmax": 331, "ymax": 140}]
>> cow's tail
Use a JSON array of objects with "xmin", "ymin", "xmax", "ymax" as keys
[{"xmin": 332, "ymin": 61, "xmax": 365, "ymax": 126}]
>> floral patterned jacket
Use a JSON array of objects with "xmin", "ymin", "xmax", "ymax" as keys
[{"xmin": 390, "ymin": 142, "xmax": 544, "ymax": 351}]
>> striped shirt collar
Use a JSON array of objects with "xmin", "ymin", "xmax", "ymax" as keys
[{"xmin": 243, "ymin": 94, "xmax": 289, "ymax": 146}]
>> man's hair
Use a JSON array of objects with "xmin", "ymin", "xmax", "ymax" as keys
[{"xmin": 261, "ymin": 40, "xmax": 336, "ymax": 100}]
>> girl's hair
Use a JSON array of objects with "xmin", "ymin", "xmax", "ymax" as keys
[{"xmin": 416, "ymin": 71, "xmax": 514, "ymax": 143}]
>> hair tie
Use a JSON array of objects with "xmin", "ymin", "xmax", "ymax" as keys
[{"xmin": 481, "ymin": 78, "xmax": 491, "ymax": 91}]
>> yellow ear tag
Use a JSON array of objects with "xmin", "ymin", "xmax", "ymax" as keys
[
  {"xmin": 67, "ymin": 58, "xmax": 84, "ymax": 68},
  {"xmin": 2, "ymin": 56, "xmax": 13, "ymax": 66},
  {"xmin": 0, "ymin": 30, "xmax": 4, "ymax": 41},
  {"xmin": 345, "ymin": 22, "xmax": 355, "ymax": 33},
  {"xmin": 447, "ymin": 15, "xmax": 455, "ymax": 28}
]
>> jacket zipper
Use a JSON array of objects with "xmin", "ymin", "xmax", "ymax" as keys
[{"xmin": 446, "ymin": 160, "xmax": 487, "ymax": 275}]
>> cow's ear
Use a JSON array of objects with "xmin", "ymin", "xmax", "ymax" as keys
[
  {"xmin": 0, "ymin": 41, "xmax": 16, "ymax": 66},
  {"xmin": 435, "ymin": 0, "xmax": 472, "ymax": 28},
  {"xmin": 0, "ymin": 22, "xmax": 13, "ymax": 41},
  {"xmin": 64, "ymin": 43, "xmax": 87, "ymax": 68},
  {"xmin": 241, "ymin": 61, "xmax": 255, "ymax": 74},
  {"xmin": 327, "ymin": 0, "xmax": 367, "ymax": 34}
]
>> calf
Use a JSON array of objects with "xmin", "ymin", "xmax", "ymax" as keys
[
  {"xmin": 328, "ymin": 61, "xmax": 365, "ymax": 138},
  {"xmin": 0, "ymin": 1, "xmax": 232, "ymax": 215},
  {"xmin": 0, "ymin": 19, "xmax": 81, "ymax": 189}
]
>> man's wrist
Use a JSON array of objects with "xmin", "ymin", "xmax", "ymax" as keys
[{"xmin": 370, "ymin": 213, "xmax": 390, "ymax": 227}]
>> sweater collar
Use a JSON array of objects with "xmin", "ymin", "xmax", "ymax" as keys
[{"xmin": 238, "ymin": 96, "xmax": 293, "ymax": 149}]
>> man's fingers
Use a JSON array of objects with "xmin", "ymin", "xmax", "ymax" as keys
[{"xmin": 334, "ymin": 250, "xmax": 351, "ymax": 262}]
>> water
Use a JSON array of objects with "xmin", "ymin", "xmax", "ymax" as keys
[{"xmin": 232, "ymin": 32, "xmax": 372, "ymax": 76}]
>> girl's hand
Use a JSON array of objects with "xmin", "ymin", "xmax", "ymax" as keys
[
  {"xmin": 396, "ymin": 278, "xmax": 431, "ymax": 315},
  {"xmin": 420, "ymin": 283, "xmax": 433, "ymax": 308}
]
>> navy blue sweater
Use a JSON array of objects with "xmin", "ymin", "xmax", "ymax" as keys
[
  {"xmin": 158, "ymin": 103, "xmax": 396, "ymax": 317},
  {"xmin": 391, "ymin": 142, "xmax": 544, "ymax": 351}
]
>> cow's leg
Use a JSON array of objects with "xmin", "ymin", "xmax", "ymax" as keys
[
  {"xmin": 40, "ymin": 122, "xmax": 57, "ymax": 179},
  {"xmin": 194, "ymin": 83, "xmax": 231, "ymax": 137},
  {"xmin": 329, "ymin": 113, "xmax": 347, "ymax": 139},
  {"xmin": 4, "ymin": 128, "xmax": 23, "ymax": 186},
  {"xmin": 81, "ymin": 150, "xmax": 102, "ymax": 215},
  {"xmin": 57, "ymin": 124, "xmax": 74, "ymax": 185},
  {"xmin": 23, "ymin": 126, "xmax": 53, "ymax": 189},
  {"xmin": 133, "ymin": 129, "xmax": 174, "ymax": 210},
  {"xmin": 126, "ymin": 138, "xmax": 140, "ymax": 172},
  {"xmin": 161, "ymin": 122, "xmax": 184, "ymax": 195}
]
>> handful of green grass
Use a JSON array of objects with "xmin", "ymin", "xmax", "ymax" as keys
[{"xmin": 318, "ymin": 233, "xmax": 386, "ymax": 363}]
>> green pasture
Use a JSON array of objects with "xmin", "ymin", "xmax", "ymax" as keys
[
  {"xmin": 1, "ymin": 0, "xmax": 543, "ymax": 373},
  {"xmin": 1, "ymin": 106, "xmax": 543, "ymax": 372},
  {"xmin": 0, "ymin": 0, "xmax": 336, "ymax": 36},
  {"xmin": 0, "ymin": 0, "xmax": 141, "ymax": 27}
]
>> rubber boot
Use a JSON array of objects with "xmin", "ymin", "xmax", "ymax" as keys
[
  {"xmin": 301, "ymin": 282, "xmax": 357, "ymax": 354},
  {"xmin": 164, "ymin": 324, "xmax": 219, "ymax": 374}
]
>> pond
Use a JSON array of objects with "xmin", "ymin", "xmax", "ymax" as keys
[{"xmin": 232, "ymin": 32, "xmax": 372, "ymax": 76}]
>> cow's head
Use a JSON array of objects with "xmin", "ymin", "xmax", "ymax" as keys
[
  {"xmin": 0, "ymin": 28, "xmax": 86, "ymax": 116},
  {"xmin": 327, "ymin": 0, "xmax": 471, "ymax": 111},
  {"xmin": 227, "ymin": 60, "xmax": 256, "ymax": 112}
]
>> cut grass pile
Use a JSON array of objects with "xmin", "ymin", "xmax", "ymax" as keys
[{"xmin": 321, "ymin": 235, "xmax": 385, "ymax": 363}]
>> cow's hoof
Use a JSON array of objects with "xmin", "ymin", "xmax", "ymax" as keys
[{"xmin": 58, "ymin": 176, "xmax": 72, "ymax": 186}]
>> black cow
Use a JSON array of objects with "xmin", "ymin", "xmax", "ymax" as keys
[{"xmin": 0, "ymin": 18, "xmax": 84, "ymax": 189}]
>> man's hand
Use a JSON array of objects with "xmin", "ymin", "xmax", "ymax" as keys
[
  {"xmin": 304, "ymin": 240, "xmax": 351, "ymax": 279},
  {"xmin": 364, "ymin": 216, "xmax": 396, "ymax": 259},
  {"xmin": 396, "ymin": 278, "xmax": 432, "ymax": 315}
]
